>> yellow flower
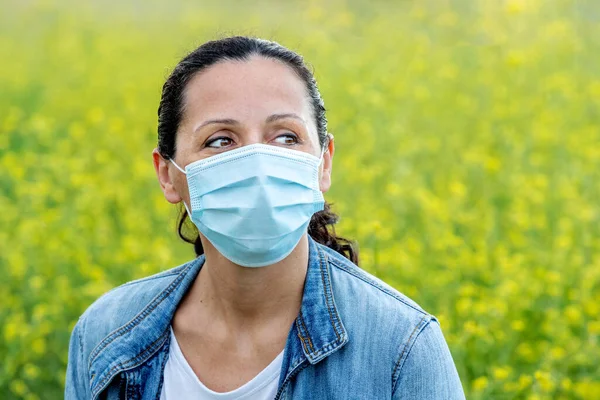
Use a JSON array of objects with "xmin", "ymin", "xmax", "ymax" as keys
[
  {"xmin": 561, "ymin": 378, "xmax": 572, "ymax": 391},
  {"xmin": 472, "ymin": 376, "xmax": 488, "ymax": 392},
  {"xmin": 31, "ymin": 338, "xmax": 47, "ymax": 356},
  {"xmin": 518, "ymin": 374, "xmax": 533, "ymax": 390},
  {"xmin": 550, "ymin": 346, "xmax": 566, "ymax": 361},
  {"xmin": 492, "ymin": 366, "xmax": 512, "ymax": 381},
  {"xmin": 588, "ymin": 321, "xmax": 600, "ymax": 335},
  {"xmin": 534, "ymin": 371, "xmax": 554, "ymax": 393},
  {"xmin": 10, "ymin": 380, "xmax": 27, "ymax": 397},
  {"xmin": 511, "ymin": 319, "xmax": 525, "ymax": 332},
  {"xmin": 23, "ymin": 364, "xmax": 40, "ymax": 380},
  {"xmin": 564, "ymin": 305, "xmax": 583, "ymax": 325}
]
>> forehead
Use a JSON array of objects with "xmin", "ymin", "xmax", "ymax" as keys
[{"xmin": 181, "ymin": 56, "xmax": 312, "ymax": 123}]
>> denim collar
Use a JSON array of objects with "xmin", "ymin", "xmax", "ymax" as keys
[{"xmin": 88, "ymin": 235, "xmax": 349, "ymax": 398}]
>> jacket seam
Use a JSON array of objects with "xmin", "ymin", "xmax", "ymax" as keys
[
  {"xmin": 295, "ymin": 312, "xmax": 346, "ymax": 360},
  {"xmin": 327, "ymin": 257, "xmax": 428, "ymax": 316},
  {"xmin": 155, "ymin": 333, "xmax": 171, "ymax": 400},
  {"xmin": 77, "ymin": 317, "xmax": 84, "ymax": 356},
  {"xmin": 92, "ymin": 329, "xmax": 170, "ymax": 399},
  {"xmin": 91, "ymin": 264, "xmax": 189, "ymax": 304},
  {"xmin": 79, "ymin": 267, "xmax": 189, "ymax": 333},
  {"xmin": 290, "ymin": 358, "xmax": 305, "ymax": 371},
  {"xmin": 88, "ymin": 261, "xmax": 194, "ymax": 369},
  {"xmin": 296, "ymin": 311, "xmax": 315, "ymax": 353},
  {"xmin": 115, "ymin": 270, "xmax": 183, "ymax": 289},
  {"xmin": 76, "ymin": 316, "xmax": 91, "ymax": 398},
  {"xmin": 296, "ymin": 330, "xmax": 312, "ymax": 357},
  {"xmin": 317, "ymin": 247, "xmax": 343, "ymax": 341},
  {"xmin": 105, "ymin": 263, "xmax": 190, "ymax": 293},
  {"xmin": 275, "ymin": 359, "xmax": 309, "ymax": 400},
  {"xmin": 123, "ymin": 373, "xmax": 129, "ymax": 399},
  {"xmin": 391, "ymin": 315, "xmax": 432, "ymax": 394}
]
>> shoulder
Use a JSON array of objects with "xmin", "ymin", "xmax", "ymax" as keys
[
  {"xmin": 317, "ymin": 244, "xmax": 464, "ymax": 394},
  {"xmin": 317, "ymin": 243, "xmax": 442, "ymax": 368},
  {"xmin": 391, "ymin": 319, "xmax": 465, "ymax": 398},
  {"xmin": 319, "ymin": 243, "xmax": 432, "ymax": 322},
  {"xmin": 65, "ymin": 258, "xmax": 201, "ymax": 397},
  {"xmin": 75, "ymin": 259, "xmax": 197, "ymax": 355}
]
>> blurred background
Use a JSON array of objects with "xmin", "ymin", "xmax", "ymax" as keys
[{"xmin": 1, "ymin": 0, "xmax": 599, "ymax": 398}]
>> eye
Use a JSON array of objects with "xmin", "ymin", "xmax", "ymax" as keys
[
  {"xmin": 206, "ymin": 136, "xmax": 234, "ymax": 148},
  {"xmin": 273, "ymin": 133, "xmax": 299, "ymax": 145}
]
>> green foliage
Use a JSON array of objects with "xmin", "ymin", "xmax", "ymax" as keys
[{"xmin": 1, "ymin": 0, "xmax": 599, "ymax": 398}]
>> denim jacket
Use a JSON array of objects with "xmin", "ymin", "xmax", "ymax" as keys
[{"xmin": 65, "ymin": 235, "xmax": 465, "ymax": 399}]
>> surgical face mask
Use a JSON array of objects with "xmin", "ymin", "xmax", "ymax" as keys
[{"xmin": 170, "ymin": 144, "xmax": 326, "ymax": 267}]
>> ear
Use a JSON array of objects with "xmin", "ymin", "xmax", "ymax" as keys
[
  {"xmin": 319, "ymin": 133, "xmax": 335, "ymax": 193},
  {"xmin": 152, "ymin": 148, "xmax": 183, "ymax": 204}
]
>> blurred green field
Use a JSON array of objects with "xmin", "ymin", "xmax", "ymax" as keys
[{"xmin": 1, "ymin": 0, "xmax": 599, "ymax": 398}]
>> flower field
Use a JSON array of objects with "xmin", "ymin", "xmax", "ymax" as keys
[{"xmin": 1, "ymin": 0, "xmax": 599, "ymax": 398}]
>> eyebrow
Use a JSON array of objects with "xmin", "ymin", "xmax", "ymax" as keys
[
  {"xmin": 266, "ymin": 113, "xmax": 305, "ymax": 124},
  {"xmin": 194, "ymin": 113, "xmax": 305, "ymax": 132}
]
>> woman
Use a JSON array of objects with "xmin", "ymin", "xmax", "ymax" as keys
[{"xmin": 65, "ymin": 36, "xmax": 465, "ymax": 399}]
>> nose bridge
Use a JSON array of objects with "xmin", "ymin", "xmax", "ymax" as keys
[{"xmin": 240, "ymin": 123, "xmax": 268, "ymax": 146}]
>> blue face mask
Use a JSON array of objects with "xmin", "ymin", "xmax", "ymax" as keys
[{"xmin": 170, "ymin": 144, "xmax": 326, "ymax": 267}]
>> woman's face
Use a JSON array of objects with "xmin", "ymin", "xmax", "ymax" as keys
[{"xmin": 154, "ymin": 55, "xmax": 334, "ymax": 207}]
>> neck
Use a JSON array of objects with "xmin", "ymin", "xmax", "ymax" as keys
[{"xmin": 184, "ymin": 234, "xmax": 309, "ymax": 331}]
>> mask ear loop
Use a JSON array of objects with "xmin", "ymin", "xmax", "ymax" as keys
[
  {"xmin": 319, "ymin": 146, "xmax": 326, "ymax": 161},
  {"xmin": 169, "ymin": 158, "xmax": 187, "ymax": 175},
  {"xmin": 168, "ymin": 158, "xmax": 194, "ymax": 217},
  {"xmin": 319, "ymin": 132, "xmax": 333, "ymax": 162}
]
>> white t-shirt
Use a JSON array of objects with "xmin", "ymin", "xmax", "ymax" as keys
[{"xmin": 160, "ymin": 325, "xmax": 284, "ymax": 400}]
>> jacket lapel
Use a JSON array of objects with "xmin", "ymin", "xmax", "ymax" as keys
[
  {"xmin": 89, "ymin": 235, "xmax": 349, "ymax": 399},
  {"xmin": 88, "ymin": 256, "xmax": 205, "ymax": 399},
  {"xmin": 275, "ymin": 236, "xmax": 349, "ymax": 397}
]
